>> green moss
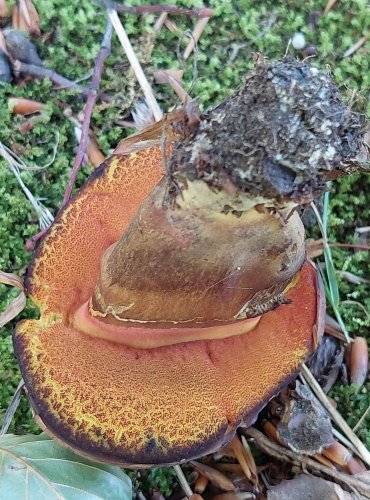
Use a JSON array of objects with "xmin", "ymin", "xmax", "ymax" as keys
[{"xmin": 0, "ymin": 0, "xmax": 369, "ymax": 492}]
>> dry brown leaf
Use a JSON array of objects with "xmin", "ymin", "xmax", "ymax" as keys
[
  {"xmin": 306, "ymin": 238, "xmax": 324, "ymax": 259},
  {"xmin": 267, "ymin": 474, "xmax": 355, "ymax": 499},
  {"xmin": 0, "ymin": 270, "xmax": 26, "ymax": 328},
  {"xmin": 277, "ymin": 381, "xmax": 334, "ymax": 454},
  {"xmin": 153, "ymin": 69, "xmax": 184, "ymax": 84},
  {"xmin": 13, "ymin": 0, "xmax": 40, "ymax": 36},
  {"xmin": 190, "ymin": 461, "xmax": 236, "ymax": 492}
]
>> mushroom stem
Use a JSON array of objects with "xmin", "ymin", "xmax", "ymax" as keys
[{"xmin": 86, "ymin": 59, "xmax": 365, "ymax": 328}]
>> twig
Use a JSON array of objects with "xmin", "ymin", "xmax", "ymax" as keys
[
  {"xmin": 246, "ymin": 427, "xmax": 370, "ymax": 498},
  {"xmin": 13, "ymin": 60, "xmax": 91, "ymax": 97},
  {"xmin": 107, "ymin": 7, "xmax": 162, "ymax": 121},
  {"xmin": 25, "ymin": 227, "xmax": 48, "ymax": 251},
  {"xmin": 62, "ymin": 19, "xmax": 113, "ymax": 206},
  {"xmin": 329, "ymin": 242, "xmax": 370, "ymax": 251},
  {"xmin": 115, "ymin": 3, "xmax": 213, "ymax": 17},
  {"xmin": 301, "ymin": 363, "xmax": 370, "ymax": 467},
  {"xmin": 343, "ymin": 35, "xmax": 369, "ymax": 58},
  {"xmin": 173, "ymin": 464, "xmax": 193, "ymax": 498}
]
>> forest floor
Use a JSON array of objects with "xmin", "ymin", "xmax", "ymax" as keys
[{"xmin": 0, "ymin": 0, "xmax": 369, "ymax": 497}]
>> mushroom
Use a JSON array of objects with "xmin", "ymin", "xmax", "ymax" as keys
[{"xmin": 14, "ymin": 59, "xmax": 366, "ymax": 466}]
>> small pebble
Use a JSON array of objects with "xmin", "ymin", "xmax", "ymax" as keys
[
  {"xmin": 0, "ymin": 51, "xmax": 11, "ymax": 82},
  {"xmin": 292, "ymin": 32, "xmax": 306, "ymax": 50}
]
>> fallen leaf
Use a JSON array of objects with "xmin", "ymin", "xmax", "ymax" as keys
[
  {"xmin": 190, "ymin": 461, "xmax": 236, "ymax": 492},
  {"xmin": 277, "ymin": 381, "xmax": 334, "ymax": 454}
]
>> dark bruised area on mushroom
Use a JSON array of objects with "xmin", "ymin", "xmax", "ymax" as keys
[
  {"xmin": 167, "ymin": 58, "xmax": 365, "ymax": 206},
  {"xmin": 14, "ymin": 58, "xmax": 368, "ymax": 467}
]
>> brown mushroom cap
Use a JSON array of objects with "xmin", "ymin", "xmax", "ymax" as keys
[{"xmin": 14, "ymin": 146, "xmax": 323, "ymax": 466}]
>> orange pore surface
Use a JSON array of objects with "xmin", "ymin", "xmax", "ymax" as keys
[{"xmin": 15, "ymin": 146, "xmax": 320, "ymax": 466}]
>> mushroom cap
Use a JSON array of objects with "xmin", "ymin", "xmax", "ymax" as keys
[{"xmin": 15, "ymin": 147, "xmax": 323, "ymax": 466}]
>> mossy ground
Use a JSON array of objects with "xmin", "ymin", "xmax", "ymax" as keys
[{"xmin": 0, "ymin": 0, "xmax": 369, "ymax": 494}]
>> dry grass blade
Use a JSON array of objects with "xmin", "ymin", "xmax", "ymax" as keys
[
  {"xmin": 240, "ymin": 435, "xmax": 259, "ymax": 487},
  {"xmin": 0, "ymin": 291, "xmax": 26, "ymax": 328},
  {"xmin": 183, "ymin": 16, "xmax": 210, "ymax": 60},
  {"xmin": 173, "ymin": 464, "xmax": 193, "ymax": 497},
  {"xmin": 301, "ymin": 363, "xmax": 370, "ymax": 467},
  {"xmin": 343, "ymin": 35, "xmax": 369, "ymax": 58},
  {"xmin": 246, "ymin": 427, "xmax": 370, "ymax": 498},
  {"xmin": 107, "ymin": 8, "xmax": 162, "ymax": 121},
  {"xmin": 0, "ymin": 270, "xmax": 24, "ymax": 290},
  {"xmin": 0, "ymin": 270, "xmax": 26, "ymax": 328},
  {"xmin": 190, "ymin": 461, "xmax": 236, "ymax": 492},
  {"xmin": 0, "ymin": 379, "xmax": 25, "ymax": 435},
  {"xmin": 353, "ymin": 406, "xmax": 370, "ymax": 433},
  {"xmin": 227, "ymin": 435, "xmax": 253, "ymax": 481},
  {"xmin": 324, "ymin": 0, "xmax": 338, "ymax": 14}
]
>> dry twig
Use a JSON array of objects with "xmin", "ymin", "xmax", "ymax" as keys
[
  {"xmin": 62, "ymin": 19, "xmax": 112, "ymax": 205},
  {"xmin": 301, "ymin": 363, "xmax": 370, "ymax": 467},
  {"xmin": 245, "ymin": 427, "xmax": 370, "ymax": 498},
  {"xmin": 115, "ymin": 3, "xmax": 213, "ymax": 17},
  {"xmin": 12, "ymin": 60, "xmax": 106, "ymax": 98}
]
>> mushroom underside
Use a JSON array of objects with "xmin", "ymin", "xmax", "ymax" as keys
[{"xmin": 15, "ymin": 147, "xmax": 322, "ymax": 466}]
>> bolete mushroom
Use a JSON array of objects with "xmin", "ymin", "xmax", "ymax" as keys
[{"xmin": 14, "ymin": 59, "xmax": 366, "ymax": 466}]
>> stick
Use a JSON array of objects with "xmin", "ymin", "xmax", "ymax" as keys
[
  {"xmin": 301, "ymin": 363, "xmax": 370, "ymax": 467},
  {"xmin": 13, "ymin": 60, "xmax": 89, "ymax": 97},
  {"xmin": 62, "ymin": 19, "xmax": 112, "ymax": 206},
  {"xmin": 107, "ymin": 8, "xmax": 163, "ymax": 121},
  {"xmin": 115, "ymin": 3, "xmax": 213, "ymax": 18},
  {"xmin": 245, "ymin": 427, "xmax": 370, "ymax": 498},
  {"xmin": 173, "ymin": 464, "xmax": 193, "ymax": 498}
]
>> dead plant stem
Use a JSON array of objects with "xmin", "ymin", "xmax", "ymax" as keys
[
  {"xmin": 245, "ymin": 427, "xmax": 370, "ymax": 498},
  {"xmin": 62, "ymin": 19, "xmax": 112, "ymax": 206}
]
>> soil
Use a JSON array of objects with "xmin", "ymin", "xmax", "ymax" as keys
[{"xmin": 168, "ymin": 58, "xmax": 366, "ymax": 207}]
